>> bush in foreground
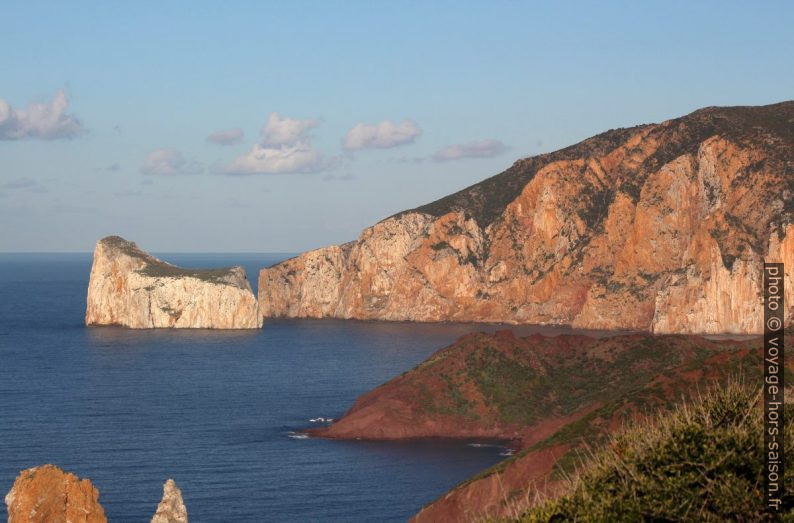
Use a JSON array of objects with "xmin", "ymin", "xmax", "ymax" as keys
[{"xmin": 520, "ymin": 382, "xmax": 793, "ymax": 522}]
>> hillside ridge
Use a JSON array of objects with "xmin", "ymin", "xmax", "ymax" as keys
[
  {"xmin": 259, "ymin": 101, "xmax": 794, "ymax": 333},
  {"xmin": 399, "ymin": 101, "xmax": 794, "ymax": 228}
]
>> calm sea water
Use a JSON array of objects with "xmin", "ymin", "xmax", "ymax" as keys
[{"xmin": 0, "ymin": 252, "xmax": 550, "ymax": 522}]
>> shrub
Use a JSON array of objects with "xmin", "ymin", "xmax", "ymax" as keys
[{"xmin": 520, "ymin": 382, "xmax": 793, "ymax": 522}]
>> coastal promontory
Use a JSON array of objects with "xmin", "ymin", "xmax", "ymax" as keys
[
  {"xmin": 311, "ymin": 327, "xmax": 793, "ymax": 521},
  {"xmin": 260, "ymin": 102, "xmax": 793, "ymax": 334},
  {"xmin": 85, "ymin": 236, "xmax": 261, "ymax": 329}
]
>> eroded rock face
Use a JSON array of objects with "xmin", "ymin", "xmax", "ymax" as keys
[
  {"xmin": 260, "ymin": 102, "xmax": 794, "ymax": 333},
  {"xmin": 4, "ymin": 464, "xmax": 107, "ymax": 523},
  {"xmin": 86, "ymin": 236, "xmax": 262, "ymax": 329},
  {"xmin": 151, "ymin": 479, "xmax": 188, "ymax": 523}
]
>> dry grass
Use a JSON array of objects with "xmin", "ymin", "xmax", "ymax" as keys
[{"xmin": 511, "ymin": 382, "xmax": 792, "ymax": 522}]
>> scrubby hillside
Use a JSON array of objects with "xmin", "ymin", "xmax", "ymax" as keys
[
  {"xmin": 314, "ymin": 330, "xmax": 769, "ymax": 444},
  {"xmin": 309, "ymin": 326, "xmax": 792, "ymax": 521},
  {"xmin": 520, "ymin": 383, "xmax": 793, "ymax": 522}
]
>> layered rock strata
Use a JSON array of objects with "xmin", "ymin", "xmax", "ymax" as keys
[
  {"xmin": 260, "ymin": 102, "xmax": 794, "ymax": 333},
  {"xmin": 86, "ymin": 236, "xmax": 261, "ymax": 329}
]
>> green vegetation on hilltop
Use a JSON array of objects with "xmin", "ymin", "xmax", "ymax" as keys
[
  {"xmin": 100, "ymin": 235, "xmax": 146, "ymax": 257},
  {"xmin": 422, "ymin": 333, "xmax": 764, "ymax": 430},
  {"xmin": 397, "ymin": 102, "xmax": 793, "ymax": 229},
  {"xmin": 431, "ymin": 333, "xmax": 790, "ymax": 497},
  {"xmin": 137, "ymin": 263, "xmax": 242, "ymax": 286},
  {"xmin": 99, "ymin": 235, "xmax": 245, "ymax": 288},
  {"xmin": 519, "ymin": 383, "xmax": 793, "ymax": 522},
  {"xmin": 465, "ymin": 346, "xmax": 541, "ymax": 424}
]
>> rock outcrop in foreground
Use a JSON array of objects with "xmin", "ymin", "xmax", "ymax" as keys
[
  {"xmin": 5, "ymin": 464, "xmax": 107, "ymax": 523},
  {"xmin": 151, "ymin": 479, "xmax": 188, "ymax": 523},
  {"xmin": 86, "ymin": 236, "xmax": 261, "ymax": 329},
  {"xmin": 4, "ymin": 467, "xmax": 189, "ymax": 522},
  {"xmin": 310, "ymin": 327, "xmax": 793, "ymax": 522},
  {"xmin": 260, "ymin": 102, "xmax": 793, "ymax": 333}
]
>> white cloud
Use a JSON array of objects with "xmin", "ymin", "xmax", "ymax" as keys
[
  {"xmin": 432, "ymin": 139, "xmax": 509, "ymax": 162},
  {"xmin": 343, "ymin": 119, "xmax": 421, "ymax": 150},
  {"xmin": 0, "ymin": 89, "xmax": 87, "ymax": 140},
  {"xmin": 207, "ymin": 128, "xmax": 244, "ymax": 146},
  {"xmin": 141, "ymin": 149, "xmax": 203, "ymax": 175},
  {"xmin": 261, "ymin": 113, "xmax": 318, "ymax": 146},
  {"xmin": 224, "ymin": 113, "xmax": 326, "ymax": 175},
  {"xmin": 225, "ymin": 142, "xmax": 324, "ymax": 175}
]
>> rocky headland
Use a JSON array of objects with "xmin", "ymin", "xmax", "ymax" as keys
[
  {"xmin": 260, "ymin": 102, "xmax": 793, "ymax": 334},
  {"xmin": 85, "ymin": 236, "xmax": 261, "ymax": 329},
  {"xmin": 309, "ymin": 326, "xmax": 793, "ymax": 521}
]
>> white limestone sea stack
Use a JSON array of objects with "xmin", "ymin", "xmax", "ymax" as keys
[
  {"xmin": 151, "ymin": 479, "xmax": 189, "ymax": 523},
  {"xmin": 85, "ymin": 236, "xmax": 262, "ymax": 329}
]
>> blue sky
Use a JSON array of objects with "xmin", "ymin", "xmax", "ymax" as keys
[{"xmin": 1, "ymin": 1, "xmax": 792, "ymax": 252}]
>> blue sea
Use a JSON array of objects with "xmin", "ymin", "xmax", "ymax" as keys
[{"xmin": 0, "ymin": 252, "xmax": 547, "ymax": 522}]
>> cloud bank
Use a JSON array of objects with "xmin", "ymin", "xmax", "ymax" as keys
[
  {"xmin": 343, "ymin": 119, "xmax": 421, "ymax": 150},
  {"xmin": 141, "ymin": 149, "xmax": 203, "ymax": 175},
  {"xmin": 207, "ymin": 128, "xmax": 244, "ymax": 145},
  {"xmin": 225, "ymin": 113, "xmax": 326, "ymax": 175},
  {"xmin": 432, "ymin": 139, "xmax": 508, "ymax": 161},
  {"xmin": 0, "ymin": 89, "xmax": 87, "ymax": 140}
]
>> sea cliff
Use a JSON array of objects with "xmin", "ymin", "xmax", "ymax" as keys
[
  {"xmin": 260, "ymin": 102, "xmax": 794, "ymax": 334},
  {"xmin": 311, "ymin": 327, "xmax": 793, "ymax": 521},
  {"xmin": 86, "ymin": 236, "xmax": 261, "ymax": 329}
]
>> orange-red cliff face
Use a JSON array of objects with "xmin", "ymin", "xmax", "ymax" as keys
[
  {"xmin": 4, "ymin": 466, "xmax": 188, "ymax": 523},
  {"xmin": 4, "ymin": 465, "xmax": 107, "ymax": 523},
  {"xmin": 260, "ymin": 102, "xmax": 794, "ymax": 333}
]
